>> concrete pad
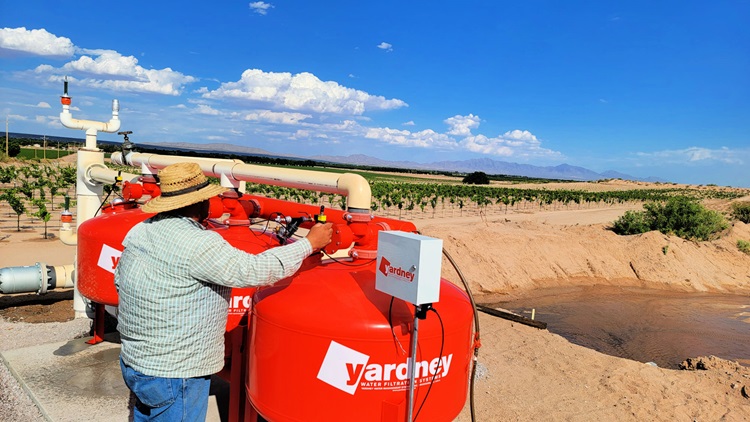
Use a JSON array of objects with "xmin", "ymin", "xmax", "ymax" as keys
[{"xmin": 1, "ymin": 335, "xmax": 227, "ymax": 421}]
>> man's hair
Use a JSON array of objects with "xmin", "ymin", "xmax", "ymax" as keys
[{"xmin": 165, "ymin": 200, "xmax": 209, "ymax": 220}]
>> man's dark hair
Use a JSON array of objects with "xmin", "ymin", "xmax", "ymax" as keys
[{"xmin": 166, "ymin": 200, "xmax": 210, "ymax": 221}]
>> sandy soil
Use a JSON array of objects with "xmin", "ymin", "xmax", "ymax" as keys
[{"xmin": 2, "ymin": 166, "xmax": 750, "ymax": 421}]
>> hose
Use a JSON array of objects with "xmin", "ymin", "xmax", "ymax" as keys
[{"xmin": 442, "ymin": 248, "xmax": 480, "ymax": 422}]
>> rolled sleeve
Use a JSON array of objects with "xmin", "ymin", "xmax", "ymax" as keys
[{"xmin": 189, "ymin": 231, "xmax": 313, "ymax": 288}]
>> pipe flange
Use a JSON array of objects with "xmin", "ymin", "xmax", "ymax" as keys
[
  {"xmin": 349, "ymin": 248, "xmax": 378, "ymax": 260},
  {"xmin": 37, "ymin": 262, "xmax": 48, "ymax": 295},
  {"xmin": 343, "ymin": 212, "xmax": 373, "ymax": 223}
]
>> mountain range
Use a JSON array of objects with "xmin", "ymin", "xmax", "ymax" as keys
[
  {"xmin": 141, "ymin": 141, "xmax": 664, "ymax": 183},
  {"xmin": 11, "ymin": 133, "xmax": 662, "ymax": 182}
]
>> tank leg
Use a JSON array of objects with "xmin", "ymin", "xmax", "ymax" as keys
[
  {"xmin": 86, "ymin": 302, "xmax": 106, "ymax": 345},
  {"xmin": 229, "ymin": 325, "xmax": 249, "ymax": 422}
]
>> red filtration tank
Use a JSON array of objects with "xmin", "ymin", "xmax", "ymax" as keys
[
  {"xmin": 76, "ymin": 198, "xmax": 264, "ymax": 333},
  {"xmin": 75, "ymin": 194, "xmax": 475, "ymax": 421}
]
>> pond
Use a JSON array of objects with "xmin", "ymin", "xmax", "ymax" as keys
[{"xmin": 497, "ymin": 286, "xmax": 750, "ymax": 369}]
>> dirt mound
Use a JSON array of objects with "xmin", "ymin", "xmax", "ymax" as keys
[{"xmin": 420, "ymin": 214, "xmax": 750, "ymax": 296}]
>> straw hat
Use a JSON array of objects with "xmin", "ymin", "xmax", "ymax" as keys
[{"xmin": 141, "ymin": 162, "xmax": 228, "ymax": 213}]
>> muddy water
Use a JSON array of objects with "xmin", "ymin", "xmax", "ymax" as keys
[{"xmin": 498, "ymin": 286, "xmax": 750, "ymax": 369}]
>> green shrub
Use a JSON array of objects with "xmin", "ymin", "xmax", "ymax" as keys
[
  {"xmin": 738, "ymin": 240, "xmax": 750, "ymax": 255},
  {"xmin": 731, "ymin": 202, "xmax": 750, "ymax": 224},
  {"xmin": 611, "ymin": 196, "xmax": 728, "ymax": 241},
  {"xmin": 612, "ymin": 210, "xmax": 652, "ymax": 235}
]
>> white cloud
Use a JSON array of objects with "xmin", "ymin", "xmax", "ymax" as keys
[
  {"xmin": 8, "ymin": 114, "xmax": 29, "ymax": 122},
  {"xmin": 403, "ymin": 120, "xmax": 415, "ymax": 126},
  {"xmin": 292, "ymin": 129, "xmax": 330, "ymax": 140},
  {"xmin": 444, "ymin": 114, "xmax": 480, "ymax": 136},
  {"xmin": 0, "ymin": 27, "xmax": 74, "ymax": 57},
  {"xmin": 459, "ymin": 130, "xmax": 559, "ymax": 158},
  {"xmin": 195, "ymin": 104, "xmax": 221, "ymax": 115},
  {"xmin": 377, "ymin": 42, "xmax": 393, "ymax": 52},
  {"xmin": 365, "ymin": 127, "xmax": 453, "ymax": 148},
  {"xmin": 460, "ymin": 134, "xmax": 514, "ymax": 156},
  {"xmin": 33, "ymin": 50, "xmax": 196, "ymax": 95},
  {"xmin": 637, "ymin": 147, "xmax": 744, "ymax": 165},
  {"xmin": 249, "ymin": 2, "xmax": 273, "ymax": 15},
  {"xmin": 203, "ymin": 69, "xmax": 407, "ymax": 115},
  {"xmin": 36, "ymin": 102, "xmax": 51, "ymax": 108},
  {"xmin": 244, "ymin": 110, "xmax": 311, "ymax": 125}
]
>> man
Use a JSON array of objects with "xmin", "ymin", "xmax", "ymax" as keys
[{"xmin": 115, "ymin": 162, "xmax": 333, "ymax": 421}]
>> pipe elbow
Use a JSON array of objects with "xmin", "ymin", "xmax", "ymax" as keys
[
  {"xmin": 60, "ymin": 111, "xmax": 83, "ymax": 130},
  {"xmin": 337, "ymin": 173, "xmax": 372, "ymax": 210},
  {"xmin": 103, "ymin": 118, "xmax": 121, "ymax": 134},
  {"xmin": 59, "ymin": 226, "xmax": 77, "ymax": 246}
]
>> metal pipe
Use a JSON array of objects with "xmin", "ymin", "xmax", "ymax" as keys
[
  {"xmin": 111, "ymin": 151, "xmax": 372, "ymax": 210},
  {"xmin": 407, "ymin": 306, "xmax": 420, "ymax": 422},
  {"xmin": 0, "ymin": 263, "xmax": 75, "ymax": 294}
]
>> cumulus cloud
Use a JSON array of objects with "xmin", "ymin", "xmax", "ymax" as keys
[
  {"xmin": 244, "ymin": 110, "xmax": 311, "ymax": 125},
  {"xmin": 361, "ymin": 120, "xmax": 558, "ymax": 159},
  {"xmin": 37, "ymin": 102, "xmax": 51, "ymax": 108},
  {"xmin": 34, "ymin": 49, "xmax": 196, "ymax": 95},
  {"xmin": 459, "ymin": 129, "xmax": 558, "ymax": 158},
  {"xmin": 0, "ymin": 27, "xmax": 74, "ymax": 57},
  {"xmin": 403, "ymin": 121, "xmax": 415, "ymax": 126},
  {"xmin": 202, "ymin": 69, "xmax": 407, "ymax": 115},
  {"xmin": 249, "ymin": 2, "xmax": 273, "ymax": 15},
  {"xmin": 638, "ymin": 147, "xmax": 744, "ymax": 165},
  {"xmin": 365, "ymin": 127, "xmax": 453, "ymax": 149},
  {"xmin": 444, "ymin": 114, "xmax": 480, "ymax": 136},
  {"xmin": 195, "ymin": 104, "xmax": 221, "ymax": 115},
  {"xmin": 377, "ymin": 42, "xmax": 393, "ymax": 52}
]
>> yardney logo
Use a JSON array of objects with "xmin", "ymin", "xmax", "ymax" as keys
[
  {"xmin": 378, "ymin": 257, "xmax": 415, "ymax": 283},
  {"xmin": 97, "ymin": 244, "xmax": 122, "ymax": 274},
  {"xmin": 316, "ymin": 341, "xmax": 452, "ymax": 395},
  {"xmin": 228, "ymin": 295, "xmax": 252, "ymax": 314}
]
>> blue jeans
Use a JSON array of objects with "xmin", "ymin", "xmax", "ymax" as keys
[{"xmin": 120, "ymin": 357, "xmax": 211, "ymax": 421}]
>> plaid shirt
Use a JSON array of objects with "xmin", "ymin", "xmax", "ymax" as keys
[{"xmin": 115, "ymin": 214, "xmax": 312, "ymax": 378}]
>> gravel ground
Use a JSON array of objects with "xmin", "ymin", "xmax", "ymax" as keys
[{"xmin": 0, "ymin": 316, "xmax": 91, "ymax": 421}]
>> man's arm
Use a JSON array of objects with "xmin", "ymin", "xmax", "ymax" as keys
[{"xmin": 190, "ymin": 223, "xmax": 332, "ymax": 288}]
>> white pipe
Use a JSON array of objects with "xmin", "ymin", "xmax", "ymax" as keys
[
  {"xmin": 58, "ymin": 85, "xmax": 122, "ymax": 318},
  {"xmin": 60, "ymin": 100, "xmax": 121, "ymax": 150},
  {"xmin": 87, "ymin": 164, "xmax": 140, "ymax": 185},
  {"xmin": 60, "ymin": 220, "xmax": 77, "ymax": 246},
  {"xmin": 112, "ymin": 152, "xmax": 372, "ymax": 210}
]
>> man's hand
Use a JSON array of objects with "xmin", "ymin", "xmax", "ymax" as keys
[{"xmin": 306, "ymin": 223, "xmax": 333, "ymax": 252}]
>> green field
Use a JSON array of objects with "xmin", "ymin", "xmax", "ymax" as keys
[{"xmin": 17, "ymin": 147, "xmax": 75, "ymax": 160}]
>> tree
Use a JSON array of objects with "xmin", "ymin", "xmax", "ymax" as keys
[
  {"xmin": 462, "ymin": 171, "xmax": 490, "ymax": 185},
  {"xmin": 7, "ymin": 139, "xmax": 21, "ymax": 157},
  {"xmin": 31, "ymin": 198, "xmax": 51, "ymax": 239},
  {"xmin": 2, "ymin": 190, "xmax": 26, "ymax": 231}
]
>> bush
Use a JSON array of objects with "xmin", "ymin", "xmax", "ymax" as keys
[
  {"xmin": 462, "ymin": 171, "xmax": 490, "ymax": 185},
  {"xmin": 738, "ymin": 240, "xmax": 750, "ymax": 255},
  {"xmin": 611, "ymin": 196, "xmax": 728, "ymax": 241},
  {"xmin": 731, "ymin": 202, "xmax": 750, "ymax": 224},
  {"xmin": 612, "ymin": 210, "xmax": 652, "ymax": 235}
]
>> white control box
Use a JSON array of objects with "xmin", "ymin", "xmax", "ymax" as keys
[{"xmin": 375, "ymin": 231, "xmax": 443, "ymax": 305}]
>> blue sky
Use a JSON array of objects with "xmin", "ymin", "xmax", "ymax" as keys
[{"xmin": 1, "ymin": 1, "xmax": 748, "ymax": 187}]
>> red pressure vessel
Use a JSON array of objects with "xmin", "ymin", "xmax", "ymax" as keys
[
  {"xmin": 76, "ymin": 204, "xmax": 270, "ymax": 332},
  {"xmin": 77, "ymin": 203, "xmax": 150, "ymax": 306},
  {"xmin": 247, "ymin": 262, "xmax": 474, "ymax": 421}
]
